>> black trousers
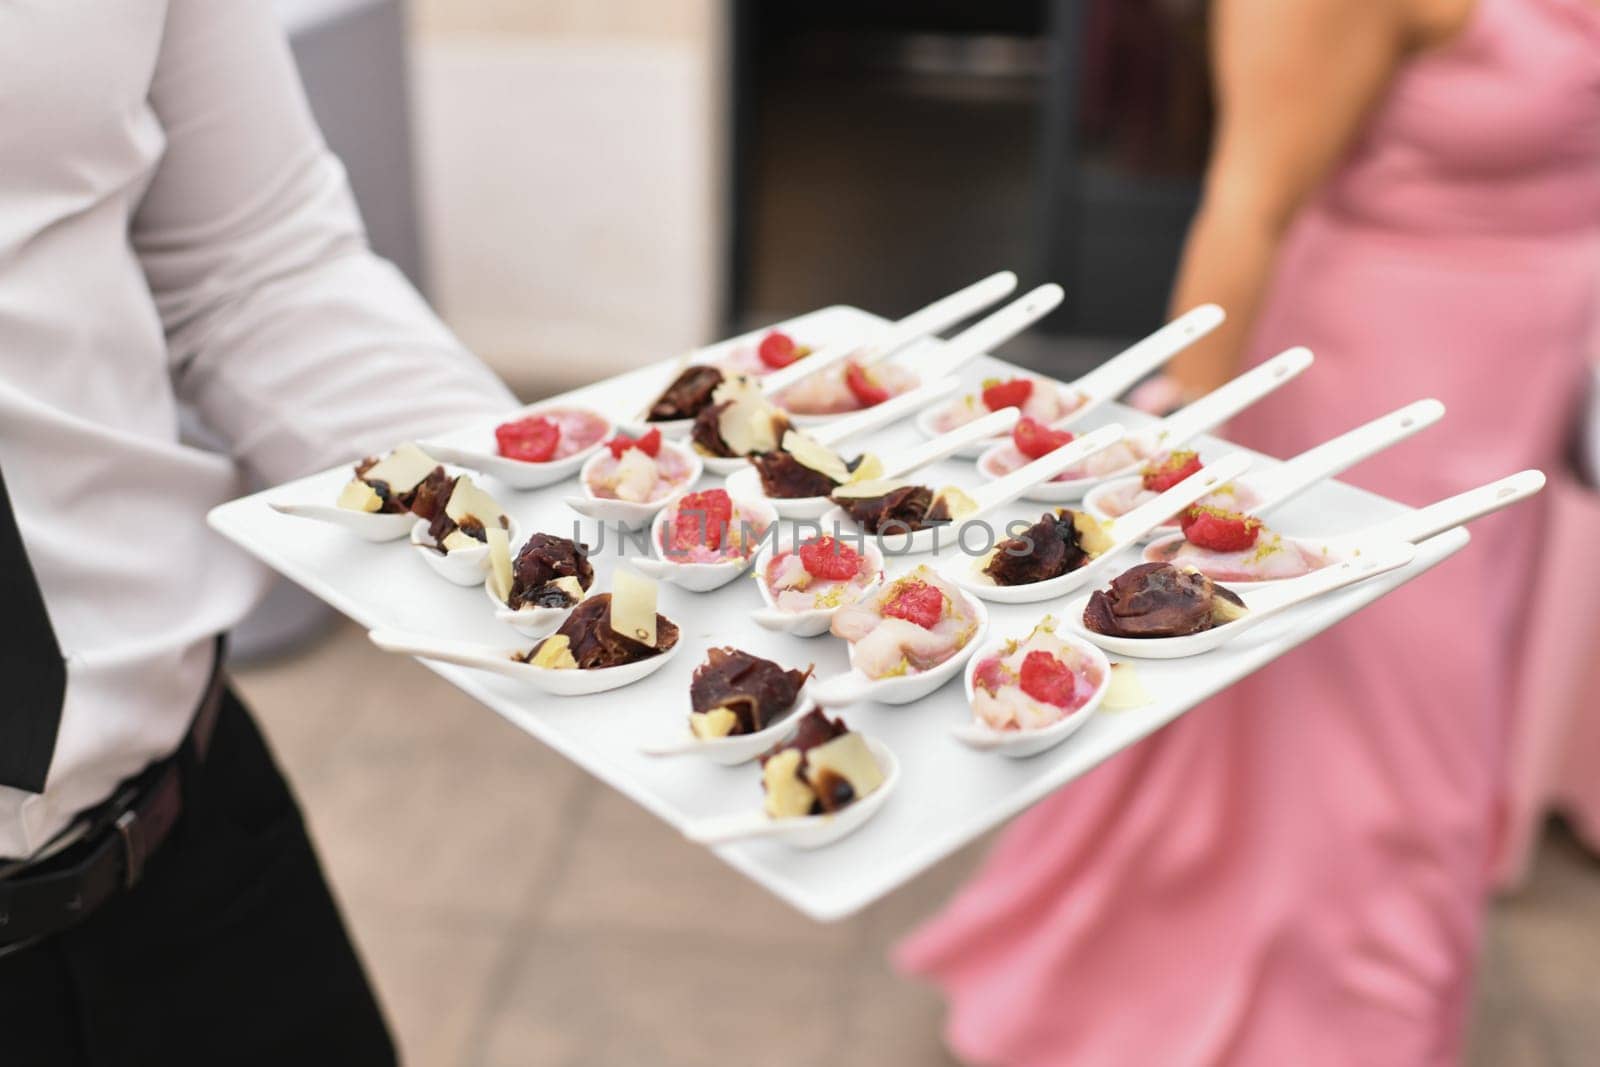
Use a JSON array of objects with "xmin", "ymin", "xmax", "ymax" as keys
[{"xmin": 1, "ymin": 689, "xmax": 396, "ymax": 1067}]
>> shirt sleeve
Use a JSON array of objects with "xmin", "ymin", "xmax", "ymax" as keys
[{"xmin": 132, "ymin": 0, "xmax": 518, "ymax": 485}]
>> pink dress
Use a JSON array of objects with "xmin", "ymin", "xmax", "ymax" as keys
[{"xmin": 896, "ymin": 3, "xmax": 1600, "ymax": 1064}]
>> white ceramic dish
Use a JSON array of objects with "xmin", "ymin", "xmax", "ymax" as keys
[
  {"xmin": 976, "ymin": 346, "xmax": 1313, "ymax": 502},
  {"xmin": 681, "ymin": 736, "xmax": 899, "ymax": 849},
  {"xmin": 1140, "ymin": 469, "xmax": 1546, "ymax": 588},
  {"xmin": 819, "ymin": 424, "xmax": 1128, "ymax": 556},
  {"xmin": 811, "ymin": 595, "xmax": 990, "ymax": 707},
  {"xmin": 1083, "ymin": 397, "xmax": 1446, "ymax": 535},
  {"xmin": 914, "ymin": 303, "xmax": 1226, "ymax": 457},
  {"xmin": 751, "ymin": 539, "xmax": 887, "ymax": 638},
  {"xmin": 640, "ymin": 682, "xmax": 817, "ymax": 765},
  {"xmin": 629, "ymin": 497, "xmax": 778, "ymax": 593},
  {"xmin": 210, "ymin": 306, "xmax": 1480, "ymax": 922},
  {"xmin": 953, "ymin": 630, "xmax": 1112, "ymax": 758},
  {"xmin": 949, "ymin": 452, "xmax": 1254, "ymax": 605},
  {"xmin": 409, "ymin": 516, "xmax": 521, "ymax": 586},
  {"xmin": 368, "ymin": 626, "xmax": 682, "ymax": 696},
  {"xmin": 482, "ymin": 575, "xmax": 583, "ymax": 639},
  {"xmin": 565, "ymin": 440, "xmax": 704, "ymax": 530},
  {"xmin": 1063, "ymin": 540, "xmax": 1418, "ymax": 660}
]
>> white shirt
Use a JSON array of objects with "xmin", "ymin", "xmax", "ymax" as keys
[{"xmin": 0, "ymin": 0, "xmax": 516, "ymax": 858}]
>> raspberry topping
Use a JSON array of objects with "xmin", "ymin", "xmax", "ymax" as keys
[
  {"xmin": 844, "ymin": 361, "xmax": 890, "ymax": 407},
  {"xmin": 1180, "ymin": 506, "xmax": 1263, "ymax": 552},
  {"xmin": 758, "ymin": 331, "xmax": 799, "ymax": 369},
  {"xmin": 495, "ymin": 416, "xmax": 560, "ymax": 463},
  {"xmin": 1018, "ymin": 650, "xmax": 1078, "ymax": 708},
  {"xmin": 669, "ymin": 489, "xmax": 734, "ymax": 551},
  {"xmin": 881, "ymin": 578, "xmax": 943, "ymax": 630},
  {"xmin": 981, "ymin": 377, "xmax": 1034, "ymax": 412},
  {"xmin": 606, "ymin": 426, "xmax": 663, "ymax": 460},
  {"xmin": 1012, "ymin": 417, "xmax": 1075, "ymax": 459},
  {"xmin": 797, "ymin": 536, "xmax": 863, "ymax": 581},
  {"xmin": 1141, "ymin": 450, "xmax": 1202, "ymax": 492}
]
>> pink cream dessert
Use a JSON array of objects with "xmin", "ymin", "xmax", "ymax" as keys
[
  {"xmin": 829, "ymin": 565, "xmax": 980, "ymax": 679},
  {"xmin": 763, "ymin": 535, "xmax": 879, "ymax": 613},
  {"xmin": 494, "ymin": 407, "xmax": 609, "ymax": 464},
  {"xmin": 657, "ymin": 489, "xmax": 771, "ymax": 564},
  {"xmin": 585, "ymin": 429, "xmax": 694, "ymax": 504},
  {"xmin": 970, "ymin": 620, "xmax": 1104, "ymax": 731},
  {"xmin": 928, "ymin": 376, "xmax": 1084, "ymax": 434}
]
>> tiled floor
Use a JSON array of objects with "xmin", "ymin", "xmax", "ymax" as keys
[{"xmin": 234, "ymin": 623, "xmax": 1600, "ymax": 1067}]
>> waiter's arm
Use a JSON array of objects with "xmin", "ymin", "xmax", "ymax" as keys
[{"xmin": 133, "ymin": 0, "xmax": 516, "ymax": 485}]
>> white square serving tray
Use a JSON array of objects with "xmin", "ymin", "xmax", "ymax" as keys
[{"xmin": 209, "ymin": 305, "xmax": 1468, "ymax": 921}]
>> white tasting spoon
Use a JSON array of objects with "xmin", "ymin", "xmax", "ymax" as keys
[
  {"xmin": 817, "ymin": 424, "xmax": 1128, "ymax": 557},
  {"xmin": 750, "ymin": 540, "xmax": 887, "ymax": 638},
  {"xmin": 725, "ymin": 406, "xmax": 1022, "ymax": 520},
  {"xmin": 915, "ymin": 303, "xmax": 1226, "ymax": 456},
  {"xmin": 636, "ymin": 271, "xmax": 1018, "ymax": 435},
  {"xmin": 267, "ymin": 502, "xmax": 417, "ymax": 543},
  {"xmin": 639, "ymin": 683, "xmax": 817, "ymax": 765},
  {"xmin": 409, "ymin": 516, "xmax": 521, "ymax": 587},
  {"xmin": 564, "ymin": 439, "xmax": 704, "ymax": 531},
  {"xmin": 368, "ymin": 627, "xmax": 681, "ymax": 696},
  {"xmin": 1083, "ymin": 397, "xmax": 1446, "ymax": 535},
  {"xmin": 810, "ymin": 595, "xmax": 990, "ymax": 708},
  {"xmin": 1142, "ymin": 469, "xmax": 1547, "ymax": 587},
  {"xmin": 780, "ymin": 283, "xmax": 1066, "ymax": 428},
  {"xmin": 482, "ymin": 577, "xmax": 581, "ymax": 640},
  {"xmin": 628, "ymin": 496, "xmax": 778, "ymax": 593},
  {"xmin": 976, "ymin": 346, "xmax": 1313, "ymax": 502},
  {"xmin": 680, "ymin": 736, "xmax": 900, "ymax": 849},
  {"xmin": 420, "ymin": 406, "xmax": 614, "ymax": 491},
  {"xmin": 949, "ymin": 452, "xmax": 1254, "ymax": 605},
  {"xmin": 1063, "ymin": 540, "xmax": 1418, "ymax": 660},
  {"xmin": 953, "ymin": 630, "xmax": 1112, "ymax": 758}
]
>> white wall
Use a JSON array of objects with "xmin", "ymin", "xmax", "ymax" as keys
[{"xmin": 408, "ymin": 1, "xmax": 725, "ymax": 395}]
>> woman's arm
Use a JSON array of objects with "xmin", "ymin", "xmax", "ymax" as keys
[
  {"xmin": 1164, "ymin": 0, "xmax": 1415, "ymax": 397},
  {"xmin": 133, "ymin": 0, "xmax": 517, "ymax": 485}
]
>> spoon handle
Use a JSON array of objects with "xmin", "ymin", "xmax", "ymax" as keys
[
  {"xmin": 682, "ymin": 811, "xmax": 793, "ymax": 846},
  {"xmin": 971, "ymin": 423, "xmax": 1127, "ymax": 514},
  {"xmin": 1358, "ymin": 470, "xmax": 1546, "ymax": 547},
  {"xmin": 1069, "ymin": 304, "xmax": 1226, "ymax": 405},
  {"xmin": 367, "ymin": 628, "xmax": 531, "ymax": 681},
  {"xmin": 813, "ymin": 376, "xmax": 963, "ymax": 447},
  {"xmin": 811, "ymin": 670, "xmax": 878, "ymax": 707},
  {"xmin": 1250, "ymin": 399, "xmax": 1445, "ymax": 512},
  {"xmin": 1149, "ymin": 347, "xmax": 1314, "ymax": 452},
  {"xmin": 881, "ymin": 408, "xmax": 1021, "ymax": 480},
  {"xmin": 765, "ymin": 271, "xmax": 1018, "ymax": 392},
  {"xmin": 1107, "ymin": 452, "xmax": 1254, "ymax": 544},
  {"xmin": 918, "ymin": 284, "xmax": 1065, "ymax": 381},
  {"xmin": 1226, "ymin": 541, "xmax": 1418, "ymax": 635}
]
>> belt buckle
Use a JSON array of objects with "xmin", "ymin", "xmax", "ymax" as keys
[{"xmin": 114, "ymin": 809, "xmax": 146, "ymax": 890}]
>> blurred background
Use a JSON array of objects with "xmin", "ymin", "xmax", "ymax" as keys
[{"xmin": 247, "ymin": 1, "xmax": 1600, "ymax": 1064}]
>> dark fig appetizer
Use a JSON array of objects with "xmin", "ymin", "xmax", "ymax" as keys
[
  {"xmin": 983, "ymin": 509, "xmax": 1113, "ymax": 586},
  {"xmin": 688, "ymin": 648, "xmax": 813, "ymax": 740},
  {"xmin": 1081, "ymin": 562, "xmax": 1248, "ymax": 639},
  {"xmin": 647, "ymin": 365, "xmax": 725, "ymax": 422},
  {"xmin": 759, "ymin": 710, "xmax": 886, "ymax": 818}
]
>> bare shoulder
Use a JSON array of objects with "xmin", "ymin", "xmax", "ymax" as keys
[{"xmin": 1404, "ymin": 0, "xmax": 1480, "ymax": 50}]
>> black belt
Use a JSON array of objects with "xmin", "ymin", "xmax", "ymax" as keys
[{"xmin": 0, "ymin": 638, "xmax": 227, "ymax": 953}]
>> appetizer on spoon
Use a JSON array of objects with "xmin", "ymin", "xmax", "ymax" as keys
[
  {"xmin": 725, "ymin": 405, "xmax": 1020, "ymax": 521},
  {"xmin": 641, "ymin": 648, "xmax": 816, "ymax": 765},
  {"xmin": 422, "ymin": 405, "xmax": 612, "ymax": 491},
  {"xmin": 776, "ymin": 283, "xmax": 1064, "ymax": 424},
  {"xmin": 955, "ymin": 617, "xmax": 1112, "ymax": 758},
  {"xmin": 682, "ymin": 710, "xmax": 898, "ymax": 849},
  {"xmin": 950, "ymin": 452, "xmax": 1254, "ymax": 604},
  {"xmin": 640, "ymin": 270, "xmax": 1017, "ymax": 434},
  {"xmin": 371, "ymin": 570, "xmax": 680, "ymax": 695},
  {"xmin": 817, "ymin": 424, "xmax": 1128, "ymax": 556},
  {"xmin": 916, "ymin": 303, "xmax": 1226, "ymax": 456},
  {"xmin": 630, "ymin": 488, "xmax": 777, "ymax": 592},
  {"xmin": 1066, "ymin": 542, "xmax": 1417, "ymax": 660},
  {"xmin": 271, "ymin": 442, "xmax": 450, "ymax": 542},
  {"xmin": 811, "ymin": 564, "xmax": 990, "ymax": 707},
  {"xmin": 484, "ymin": 529, "xmax": 594, "ymax": 638},
  {"xmin": 566, "ymin": 427, "xmax": 703, "ymax": 530},
  {"xmin": 752, "ymin": 534, "xmax": 887, "ymax": 638},
  {"xmin": 976, "ymin": 346, "xmax": 1313, "ymax": 501},
  {"xmin": 1084, "ymin": 397, "xmax": 1446, "ymax": 536},
  {"xmin": 1141, "ymin": 469, "xmax": 1546, "ymax": 585},
  {"xmin": 407, "ymin": 474, "xmax": 518, "ymax": 586}
]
